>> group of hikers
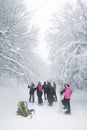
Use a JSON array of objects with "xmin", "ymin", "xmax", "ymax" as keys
[
  {"xmin": 28, "ymin": 81, "xmax": 57, "ymax": 106},
  {"xmin": 28, "ymin": 81, "xmax": 72, "ymax": 114},
  {"xmin": 17, "ymin": 81, "xmax": 72, "ymax": 117}
]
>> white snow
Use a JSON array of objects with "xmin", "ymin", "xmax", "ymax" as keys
[{"xmin": 0, "ymin": 78, "xmax": 87, "ymax": 130}]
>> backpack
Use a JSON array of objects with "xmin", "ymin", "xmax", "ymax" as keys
[
  {"xmin": 17, "ymin": 101, "xmax": 30, "ymax": 117},
  {"xmin": 17, "ymin": 101, "xmax": 35, "ymax": 118},
  {"xmin": 38, "ymin": 85, "xmax": 42, "ymax": 92}
]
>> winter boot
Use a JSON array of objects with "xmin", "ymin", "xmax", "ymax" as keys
[{"xmin": 64, "ymin": 110, "xmax": 71, "ymax": 114}]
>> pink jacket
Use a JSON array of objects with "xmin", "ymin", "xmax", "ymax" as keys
[{"xmin": 64, "ymin": 87, "xmax": 72, "ymax": 99}]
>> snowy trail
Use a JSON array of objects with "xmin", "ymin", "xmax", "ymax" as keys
[{"xmin": 0, "ymin": 82, "xmax": 87, "ymax": 130}]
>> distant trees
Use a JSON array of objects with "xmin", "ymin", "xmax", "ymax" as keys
[
  {"xmin": 46, "ymin": 0, "xmax": 87, "ymax": 89},
  {"xmin": 0, "ymin": 0, "xmax": 40, "ymax": 83}
]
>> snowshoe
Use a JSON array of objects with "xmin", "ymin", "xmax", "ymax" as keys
[
  {"xmin": 17, "ymin": 110, "xmax": 21, "ymax": 115},
  {"xmin": 29, "ymin": 109, "xmax": 35, "ymax": 115},
  {"xmin": 63, "ymin": 106, "xmax": 67, "ymax": 109},
  {"xmin": 64, "ymin": 110, "xmax": 71, "ymax": 115}
]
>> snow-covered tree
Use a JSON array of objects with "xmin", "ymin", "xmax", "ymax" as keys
[
  {"xmin": 46, "ymin": 0, "xmax": 87, "ymax": 89},
  {"xmin": 0, "ymin": 0, "xmax": 40, "ymax": 83}
]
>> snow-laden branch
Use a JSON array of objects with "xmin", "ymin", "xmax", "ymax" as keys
[{"xmin": 0, "ymin": 53, "xmax": 24, "ymax": 69}]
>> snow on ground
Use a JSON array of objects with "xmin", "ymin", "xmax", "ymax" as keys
[{"xmin": 0, "ymin": 78, "xmax": 87, "ymax": 130}]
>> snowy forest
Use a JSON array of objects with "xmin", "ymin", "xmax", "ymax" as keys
[
  {"xmin": 46, "ymin": 0, "xmax": 87, "ymax": 89},
  {"xmin": 0, "ymin": 0, "xmax": 87, "ymax": 89},
  {"xmin": 0, "ymin": 0, "xmax": 87, "ymax": 130}
]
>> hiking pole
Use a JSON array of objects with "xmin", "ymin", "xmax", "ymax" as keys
[{"xmin": 59, "ymin": 92, "xmax": 62, "ymax": 113}]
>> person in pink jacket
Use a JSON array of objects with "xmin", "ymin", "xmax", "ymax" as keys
[{"xmin": 60, "ymin": 83, "xmax": 72, "ymax": 114}]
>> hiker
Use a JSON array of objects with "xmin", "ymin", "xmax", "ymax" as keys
[
  {"xmin": 52, "ymin": 82, "xmax": 57, "ymax": 101},
  {"xmin": 42, "ymin": 81, "xmax": 47, "ymax": 100},
  {"xmin": 60, "ymin": 83, "xmax": 72, "ymax": 114},
  {"xmin": 36, "ymin": 82, "xmax": 43, "ymax": 105},
  {"xmin": 46, "ymin": 82, "xmax": 54, "ymax": 106},
  {"xmin": 28, "ymin": 82, "xmax": 36, "ymax": 103}
]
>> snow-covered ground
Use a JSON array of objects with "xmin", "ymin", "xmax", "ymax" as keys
[{"xmin": 0, "ymin": 78, "xmax": 87, "ymax": 130}]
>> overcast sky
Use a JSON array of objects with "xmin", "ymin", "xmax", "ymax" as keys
[
  {"xmin": 24, "ymin": 0, "xmax": 77, "ymax": 63},
  {"xmin": 25, "ymin": 0, "xmax": 76, "ymax": 30}
]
